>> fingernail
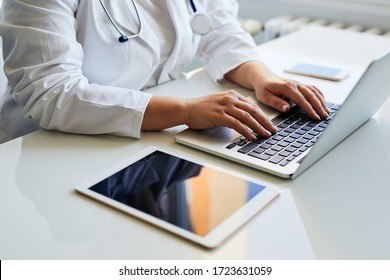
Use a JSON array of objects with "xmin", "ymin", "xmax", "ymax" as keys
[
  {"xmin": 282, "ymin": 105, "xmax": 289, "ymax": 112},
  {"xmin": 265, "ymin": 131, "xmax": 272, "ymax": 137}
]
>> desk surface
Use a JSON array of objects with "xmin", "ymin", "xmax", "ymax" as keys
[{"xmin": 1, "ymin": 26, "xmax": 390, "ymax": 259}]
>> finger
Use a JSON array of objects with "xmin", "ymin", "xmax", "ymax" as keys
[
  {"xmin": 297, "ymin": 84, "xmax": 329, "ymax": 119},
  {"xmin": 230, "ymin": 93, "xmax": 279, "ymax": 133},
  {"xmin": 307, "ymin": 85, "xmax": 330, "ymax": 113},
  {"xmin": 276, "ymin": 81, "xmax": 323, "ymax": 120},
  {"xmin": 310, "ymin": 85, "xmax": 325, "ymax": 98},
  {"xmin": 257, "ymin": 90, "xmax": 291, "ymax": 113},
  {"xmin": 233, "ymin": 100, "xmax": 278, "ymax": 134},
  {"xmin": 221, "ymin": 91, "xmax": 278, "ymax": 138},
  {"xmin": 211, "ymin": 92, "xmax": 265, "ymax": 139},
  {"xmin": 262, "ymin": 80, "xmax": 317, "ymax": 120},
  {"xmin": 222, "ymin": 114, "xmax": 258, "ymax": 140}
]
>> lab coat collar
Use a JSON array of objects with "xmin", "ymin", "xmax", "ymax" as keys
[{"xmin": 158, "ymin": 1, "xmax": 195, "ymax": 83}]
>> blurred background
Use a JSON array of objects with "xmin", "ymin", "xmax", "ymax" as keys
[
  {"xmin": 237, "ymin": 0, "xmax": 390, "ymax": 44},
  {"xmin": 186, "ymin": 0, "xmax": 390, "ymax": 70}
]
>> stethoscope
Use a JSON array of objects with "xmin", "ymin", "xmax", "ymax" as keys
[{"xmin": 99, "ymin": 0, "xmax": 212, "ymax": 43}]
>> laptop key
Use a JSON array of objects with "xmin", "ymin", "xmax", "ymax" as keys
[
  {"xmin": 272, "ymin": 135, "xmax": 284, "ymax": 141},
  {"xmin": 308, "ymin": 130, "xmax": 320, "ymax": 136},
  {"xmin": 265, "ymin": 150, "xmax": 277, "ymax": 156},
  {"xmin": 295, "ymin": 129, "xmax": 307, "ymax": 135},
  {"xmin": 238, "ymin": 142, "xmax": 258, "ymax": 154},
  {"xmin": 319, "ymin": 122, "xmax": 328, "ymax": 128},
  {"xmin": 297, "ymin": 138, "xmax": 309, "ymax": 144},
  {"xmin": 284, "ymin": 137, "xmax": 295, "ymax": 143},
  {"xmin": 279, "ymin": 151, "xmax": 291, "ymax": 157},
  {"xmin": 299, "ymin": 146, "xmax": 309, "ymax": 152},
  {"xmin": 278, "ymin": 131, "xmax": 290, "ymax": 137},
  {"xmin": 269, "ymin": 155, "xmax": 284, "ymax": 164},
  {"xmin": 293, "ymin": 151, "xmax": 302, "ymax": 157},
  {"xmin": 285, "ymin": 146, "xmax": 297, "ymax": 153},
  {"xmin": 277, "ymin": 123, "xmax": 289, "ymax": 129},
  {"xmin": 280, "ymin": 160, "xmax": 289, "ymax": 167},
  {"xmin": 290, "ymin": 124, "xmax": 301, "ymax": 130},
  {"xmin": 266, "ymin": 139, "xmax": 278, "ymax": 145},
  {"xmin": 286, "ymin": 155, "xmax": 296, "ymax": 161},
  {"xmin": 278, "ymin": 141, "xmax": 289, "ymax": 147},
  {"xmin": 253, "ymin": 147, "xmax": 266, "ymax": 154},
  {"xmin": 248, "ymin": 152, "xmax": 270, "ymax": 161},
  {"xmin": 285, "ymin": 127, "xmax": 296, "ymax": 133},
  {"xmin": 291, "ymin": 142, "xmax": 303, "ymax": 148},
  {"xmin": 302, "ymin": 133, "xmax": 315, "ymax": 140},
  {"xmin": 271, "ymin": 145, "xmax": 284, "ymax": 152},
  {"xmin": 307, "ymin": 123, "xmax": 318, "ymax": 128},
  {"xmin": 296, "ymin": 120, "xmax": 307, "ymax": 126},
  {"xmin": 226, "ymin": 143, "xmax": 236, "ymax": 149},
  {"xmin": 259, "ymin": 143, "xmax": 272, "ymax": 149}
]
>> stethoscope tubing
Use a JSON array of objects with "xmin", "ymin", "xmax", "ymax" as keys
[
  {"xmin": 99, "ymin": 0, "xmax": 143, "ymax": 42},
  {"xmin": 189, "ymin": 0, "xmax": 197, "ymax": 13},
  {"xmin": 100, "ymin": 0, "xmax": 211, "ymax": 43}
]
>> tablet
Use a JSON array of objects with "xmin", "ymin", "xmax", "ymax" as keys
[{"xmin": 75, "ymin": 147, "xmax": 280, "ymax": 248}]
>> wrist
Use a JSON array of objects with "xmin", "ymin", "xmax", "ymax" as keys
[
  {"xmin": 225, "ymin": 61, "xmax": 276, "ymax": 91},
  {"xmin": 142, "ymin": 96, "xmax": 190, "ymax": 130},
  {"xmin": 182, "ymin": 99, "xmax": 194, "ymax": 127}
]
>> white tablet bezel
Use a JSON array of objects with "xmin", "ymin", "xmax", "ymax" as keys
[{"xmin": 75, "ymin": 146, "xmax": 280, "ymax": 249}]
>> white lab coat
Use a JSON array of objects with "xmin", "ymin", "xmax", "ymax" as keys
[{"xmin": 0, "ymin": 0, "xmax": 262, "ymax": 143}]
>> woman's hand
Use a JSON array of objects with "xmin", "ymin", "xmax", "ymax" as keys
[
  {"xmin": 184, "ymin": 90, "xmax": 278, "ymax": 140},
  {"xmin": 254, "ymin": 73, "xmax": 329, "ymax": 120},
  {"xmin": 142, "ymin": 93, "xmax": 277, "ymax": 140},
  {"xmin": 225, "ymin": 61, "xmax": 330, "ymax": 121}
]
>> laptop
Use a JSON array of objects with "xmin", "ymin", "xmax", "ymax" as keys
[{"xmin": 175, "ymin": 51, "xmax": 390, "ymax": 179}]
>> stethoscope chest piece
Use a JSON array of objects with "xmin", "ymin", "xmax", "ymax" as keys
[{"xmin": 191, "ymin": 13, "xmax": 212, "ymax": 35}]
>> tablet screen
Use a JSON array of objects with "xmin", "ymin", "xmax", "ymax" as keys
[{"xmin": 88, "ymin": 150, "xmax": 267, "ymax": 237}]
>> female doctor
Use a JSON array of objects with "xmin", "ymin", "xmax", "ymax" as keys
[{"xmin": 0, "ymin": 0, "xmax": 329, "ymax": 144}]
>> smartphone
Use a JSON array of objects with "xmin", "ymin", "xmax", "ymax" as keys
[{"xmin": 285, "ymin": 62, "xmax": 349, "ymax": 81}]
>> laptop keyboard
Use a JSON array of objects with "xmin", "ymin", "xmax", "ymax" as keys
[{"xmin": 226, "ymin": 102, "xmax": 340, "ymax": 167}]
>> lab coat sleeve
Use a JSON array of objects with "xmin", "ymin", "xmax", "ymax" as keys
[
  {"xmin": 196, "ymin": 0, "xmax": 264, "ymax": 81},
  {"xmin": 0, "ymin": 0, "xmax": 151, "ymax": 138}
]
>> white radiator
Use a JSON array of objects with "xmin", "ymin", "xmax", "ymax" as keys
[{"xmin": 241, "ymin": 16, "xmax": 390, "ymax": 42}]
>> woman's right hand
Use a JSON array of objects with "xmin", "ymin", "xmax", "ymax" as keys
[{"xmin": 184, "ymin": 90, "xmax": 278, "ymax": 140}]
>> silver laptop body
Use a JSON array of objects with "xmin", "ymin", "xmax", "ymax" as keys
[{"xmin": 175, "ymin": 51, "xmax": 390, "ymax": 178}]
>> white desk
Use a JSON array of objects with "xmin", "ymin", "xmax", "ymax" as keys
[{"xmin": 1, "ymin": 26, "xmax": 390, "ymax": 259}]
